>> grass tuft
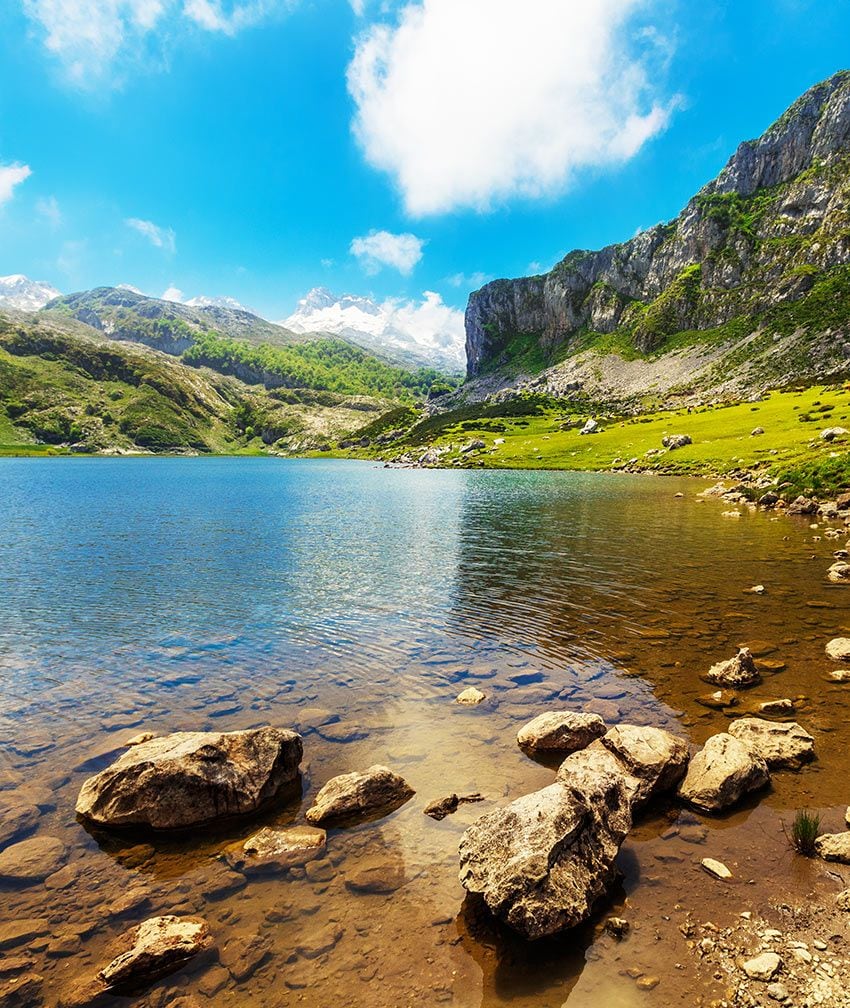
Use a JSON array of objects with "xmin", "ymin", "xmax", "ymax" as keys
[{"xmin": 790, "ymin": 809, "xmax": 821, "ymax": 855}]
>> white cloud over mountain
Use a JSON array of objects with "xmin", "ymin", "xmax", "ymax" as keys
[
  {"xmin": 284, "ymin": 287, "xmax": 465, "ymax": 370},
  {"xmin": 348, "ymin": 0, "xmax": 672, "ymax": 216},
  {"xmin": 125, "ymin": 217, "xmax": 176, "ymax": 254},
  {"xmin": 350, "ymin": 229, "xmax": 424, "ymax": 275}
]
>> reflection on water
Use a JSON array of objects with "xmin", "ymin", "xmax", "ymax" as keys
[{"xmin": 1, "ymin": 458, "xmax": 849, "ymax": 1007}]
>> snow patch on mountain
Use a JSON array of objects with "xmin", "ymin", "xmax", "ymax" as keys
[
  {"xmin": 284, "ymin": 287, "xmax": 465, "ymax": 370},
  {"xmin": 185, "ymin": 294, "xmax": 255, "ymax": 314},
  {"xmin": 0, "ymin": 274, "xmax": 61, "ymax": 311}
]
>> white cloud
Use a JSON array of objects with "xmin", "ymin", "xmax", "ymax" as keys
[
  {"xmin": 348, "ymin": 0, "xmax": 673, "ymax": 216},
  {"xmin": 161, "ymin": 285, "xmax": 184, "ymax": 301},
  {"xmin": 125, "ymin": 217, "xmax": 176, "ymax": 254},
  {"xmin": 386, "ymin": 290, "xmax": 463, "ymax": 353},
  {"xmin": 350, "ymin": 229, "xmax": 424, "ymax": 275},
  {"xmin": 36, "ymin": 195, "xmax": 62, "ymax": 227},
  {"xmin": 23, "ymin": 0, "xmax": 288, "ymax": 85},
  {"xmin": 447, "ymin": 271, "xmax": 488, "ymax": 289},
  {"xmin": 0, "ymin": 164, "xmax": 32, "ymax": 206}
]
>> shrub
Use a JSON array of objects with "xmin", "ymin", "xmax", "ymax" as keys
[{"xmin": 790, "ymin": 809, "xmax": 821, "ymax": 855}]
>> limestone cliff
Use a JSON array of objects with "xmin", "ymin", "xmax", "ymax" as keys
[{"xmin": 465, "ymin": 71, "xmax": 850, "ymax": 396}]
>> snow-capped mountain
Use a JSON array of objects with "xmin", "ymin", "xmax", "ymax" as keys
[
  {"xmin": 185, "ymin": 294, "xmax": 254, "ymax": 314},
  {"xmin": 0, "ymin": 274, "xmax": 61, "ymax": 311},
  {"xmin": 283, "ymin": 287, "xmax": 465, "ymax": 371}
]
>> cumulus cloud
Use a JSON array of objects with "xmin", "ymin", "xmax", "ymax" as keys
[
  {"xmin": 23, "ymin": 0, "xmax": 289, "ymax": 85},
  {"xmin": 161, "ymin": 284, "xmax": 184, "ymax": 301},
  {"xmin": 350, "ymin": 229, "xmax": 424, "ymax": 275},
  {"xmin": 446, "ymin": 271, "xmax": 488, "ymax": 290},
  {"xmin": 386, "ymin": 290, "xmax": 464, "ymax": 352},
  {"xmin": 125, "ymin": 217, "xmax": 177, "ymax": 254},
  {"xmin": 0, "ymin": 164, "xmax": 32, "ymax": 206},
  {"xmin": 348, "ymin": 0, "xmax": 673, "ymax": 216}
]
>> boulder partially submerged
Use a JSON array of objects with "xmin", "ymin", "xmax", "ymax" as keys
[
  {"xmin": 727, "ymin": 717, "xmax": 815, "ymax": 770},
  {"xmin": 305, "ymin": 765, "xmax": 414, "ymax": 824},
  {"xmin": 557, "ymin": 724, "xmax": 689, "ymax": 813},
  {"xmin": 458, "ymin": 770, "xmax": 631, "ymax": 939},
  {"xmin": 703, "ymin": 648, "xmax": 762, "ymax": 688},
  {"xmin": 75, "ymin": 727, "xmax": 303, "ymax": 830},
  {"xmin": 516, "ymin": 712, "xmax": 606, "ymax": 753},
  {"xmin": 225, "ymin": 825, "xmax": 326, "ymax": 873},
  {"xmin": 100, "ymin": 916, "xmax": 213, "ymax": 990},
  {"xmin": 815, "ymin": 832, "xmax": 850, "ymax": 863},
  {"xmin": 678, "ymin": 733, "xmax": 770, "ymax": 812}
]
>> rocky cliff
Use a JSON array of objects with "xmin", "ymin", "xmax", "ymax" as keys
[{"xmin": 465, "ymin": 71, "xmax": 850, "ymax": 398}]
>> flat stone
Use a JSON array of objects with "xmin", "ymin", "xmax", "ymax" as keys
[
  {"xmin": 678, "ymin": 733, "xmax": 770, "ymax": 812},
  {"xmin": 0, "ymin": 972, "xmax": 42, "ymax": 1006},
  {"xmin": 0, "ymin": 957, "xmax": 35, "ymax": 977},
  {"xmin": 828, "ymin": 668, "xmax": 850, "ymax": 682},
  {"xmin": 294, "ymin": 708, "xmax": 339, "ymax": 733},
  {"xmin": 0, "ymin": 921, "xmax": 50, "ymax": 952},
  {"xmin": 697, "ymin": 690, "xmax": 738, "ymax": 710},
  {"xmin": 305, "ymin": 765, "xmax": 414, "ymax": 824},
  {"xmin": 295, "ymin": 924, "xmax": 343, "ymax": 960},
  {"xmin": 815, "ymin": 832, "xmax": 850, "ymax": 863},
  {"xmin": 0, "ymin": 801, "xmax": 39, "ymax": 850},
  {"xmin": 422, "ymin": 793, "xmax": 484, "ymax": 820},
  {"xmin": 0, "ymin": 836, "xmax": 66, "ymax": 882},
  {"xmin": 75, "ymin": 727, "xmax": 303, "ymax": 830},
  {"xmin": 345, "ymin": 860, "xmax": 406, "ymax": 894},
  {"xmin": 825, "ymin": 638, "xmax": 850, "ymax": 661},
  {"xmin": 701, "ymin": 857, "xmax": 732, "ymax": 880},
  {"xmin": 225, "ymin": 826, "xmax": 326, "ymax": 873},
  {"xmin": 516, "ymin": 711, "xmax": 606, "ymax": 752},
  {"xmin": 455, "ymin": 687, "xmax": 485, "ymax": 705},
  {"xmin": 742, "ymin": 952, "xmax": 781, "ymax": 981},
  {"xmin": 727, "ymin": 717, "xmax": 815, "ymax": 769},
  {"xmin": 315, "ymin": 721, "xmax": 368, "ymax": 743},
  {"xmin": 757, "ymin": 699, "xmax": 795, "ymax": 715},
  {"xmin": 219, "ymin": 933, "xmax": 271, "ymax": 982}
]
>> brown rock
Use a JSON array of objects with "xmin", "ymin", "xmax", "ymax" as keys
[
  {"xmin": 305, "ymin": 766, "xmax": 414, "ymax": 824},
  {"xmin": 225, "ymin": 825, "xmax": 326, "ymax": 872},
  {"xmin": 0, "ymin": 837, "xmax": 66, "ymax": 882},
  {"xmin": 727, "ymin": 717, "xmax": 815, "ymax": 769},
  {"xmin": 678, "ymin": 733, "xmax": 770, "ymax": 812},
  {"xmin": 99, "ymin": 916, "xmax": 213, "ymax": 991},
  {"xmin": 516, "ymin": 711, "xmax": 606, "ymax": 752},
  {"xmin": 703, "ymin": 648, "xmax": 762, "ymax": 688}
]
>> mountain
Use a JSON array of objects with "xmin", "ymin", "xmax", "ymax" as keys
[
  {"xmin": 184, "ymin": 294, "xmax": 254, "ymax": 313},
  {"xmin": 284, "ymin": 287, "xmax": 465, "ymax": 373},
  {"xmin": 463, "ymin": 70, "xmax": 850, "ymax": 408},
  {"xmin": 0, "ymin": 275, "xmax": 61, "ymax": 312}
]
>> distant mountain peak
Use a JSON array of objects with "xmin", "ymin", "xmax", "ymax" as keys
[
  {"xmin": 284, "ymin": 288, "xmax": 465, "ymax": 371},
  {"xmin": 184, "ymin": 294, "xmax": 254, "ymax": 314},
  {"xmin": 0, "ymin": 274, "xmax": 62, "ymax": 312}
]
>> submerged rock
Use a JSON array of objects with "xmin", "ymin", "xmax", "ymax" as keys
[
  {"xmin": 516, "ymin": 711, "xmax": 606, "ymax": 752},
  {"xmin": 458, "ymin": 771, "xmax": 631, "ymax": 939},
  {"xmin": 305, "ymin": 765, "xmax": 414, "ymax": 824},
  {"xmin": 100, "ymin": 916, "xmax": 213, "ymax": 991},
  {"xmin": 827, "ymin": 561, "xmax": 850, "ymax": 583},
  {"xmin": 0, "ymin": 836, "xmax": 66, "ymax": 882},
  {"xmin": 727, "ymin": 717, "xmax": 815, "ymax": 769},
  {"xmin": 225, "ymin": 825, "xmax": 326, "ymax": 873},
  {"xmin": 815, "ymin": 832, "xmax": 850, "ymax": 863},
  {"xmin": 423, "ymin": 793, "xmax": 485, "ymax": 820},
  {"xmin": 0, "ymin": 799, "xmax": 39, "ymax": 849},
  {"xmin": 455, "ymin": 687, "xmax": 485, "ymax": 705},
  {"xmin": 703, "ymin": 648, "xmax": 762, "ymax": 688},
  {"xmin": 75, "ymin": 727, "xmax": 303, "ymax": 830},
  {"xmin": 678, "ymin": 733, "xmax": 770, "ymax": 812},
  {"xmin": 558, "ymin": 724, "xmax": 689, "ymax": 813}
]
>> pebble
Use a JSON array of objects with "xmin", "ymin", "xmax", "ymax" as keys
[
  {"xmin": 701, "ymin": 858, "xmax": 732, "ymax": 880},
  {"xmin": 455, "ymin": 687, "xmax": 485, "ymax": 705},
  {"xmin": 742, "ymin": 952, "xmax": 781, "ymax": 981}
]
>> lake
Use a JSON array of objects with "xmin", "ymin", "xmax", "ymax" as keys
[{"xmin": 1, "ymin": 457, "xmax": 848, "ymax": 1006}]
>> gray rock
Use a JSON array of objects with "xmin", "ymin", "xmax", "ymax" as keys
[
  {"xmin": 458, "ymin": 771, "xmax": 631, "ymax": 939},
  {"xmin": 305, "ymin": 765, "xmax": 414, "ymax": 824},
  {"xmin": 75, "ymin": 727, "xmax": 302, "ymax": 830},
  {"xmin": 703, "ymin": 648, "xmax": 762, "ymax": 688},
  {"xmin": 727, "ymin": 717, "xmax": 815, "ymax": 769},
  {"xmin": 821, "ymin": 426, "xmax": 848, "ymax": 442},
  {"xmin": 558, "ymin": 724, "xmax": 689, "ymax": 812},
  {"xmin": 678, "ymin": 733, "xmax": 770, "ymax": 812},
  {"xmin": 662, "ymin": 434, "xmax": 692, "ymax": 450},
  {"xmin": 579, "ymin": 419, "xmax": 599, "ymax": 435},
  {"xmin": 516, "ymin": 711, "xmax": 606, "ymax": 752}
]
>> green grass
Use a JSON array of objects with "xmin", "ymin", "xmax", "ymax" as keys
[
  {"xmin": 789, "ymin": 809, "xmax": 821, "ymax": 855},
  {"xmin": 328, "ymin": 384, "xmax": 850, "ymax": 494}
]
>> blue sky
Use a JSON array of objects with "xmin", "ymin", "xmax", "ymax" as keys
[{"xmin": 0, "ymin": 0, "xmax": 848, "ymax": 325}]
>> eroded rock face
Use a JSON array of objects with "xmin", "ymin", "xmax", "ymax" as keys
[
  {"xmin": 516, "ymin": 712, "xmax": 606, "ymax": 752},
  {"xmin": 815, "ymin": 832, "xmax": 850, "ymax": 863},
  {"xmin": 557, "ymin": 724, "xmax": 689, "ymax": 813},
  {"xmin": 727, "ymin": 717, "xmax": 815, "ymax": 769},
  {"xmin": 458, "ymin": 771, "xmax": 631, "ymax": 939},
  {"xmin": 225, "ymin": 826, "xmax": 326, "ymax": 873},
  {"xmin": 305, "ymin": 766, "xmax": 414, "ymax": 825},
  {"xmin": 100, "ymin": 916, "xmax": 213, "ymax": 991},
  {"xmin": 75, "ymin": 728, "xmax": 303, "ymax": 830},
  {"xmin": 703, "ymin": 648, "xmax": 762, "ymax": 688},
  {"xmin": 678, "ymin": 733, "xmax": 770, "ymax": 812}
]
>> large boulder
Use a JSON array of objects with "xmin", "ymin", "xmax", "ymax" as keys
[
  {"xmin": 75, "ymin": 728, "xmax": 302, "ymax": 830},
  {"xmin": 677, "ymin": 733, "xmax": 770, "ymax": 812},
  {"xmin": 516, "ymin": 712, "xmax": 606, "ymax": 752},
  {"xmin": 305, "ymin": 766, "xmax": 414, "ymax": 824},
  {"xmin": 558, "ymin": 724, "xmax": 689, "ymax": 813},
  {"xmin": 101, "ymin": 916, "xmax": 212, "ymax": 992},
  {"xmin": 727, "ymin": 717, "xmax": 815, "ymax": 769},
  {"xmin": 703, "ymin": 648, "xmax": 762, "ymax": 688},
  {"xmin": 458, "ymin": 770, "xmax": 631, "ymax": 939}
]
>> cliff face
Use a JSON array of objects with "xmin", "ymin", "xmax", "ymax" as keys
[{"xmin": 465, "ymin": 71, "xmax": 850, "ymax": 383}]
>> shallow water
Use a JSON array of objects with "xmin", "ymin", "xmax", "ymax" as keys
[{"xmin": 1, "ymin": 457, "xmax": 849, "ymax": 1006}]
